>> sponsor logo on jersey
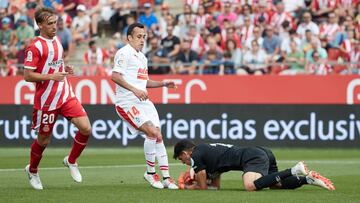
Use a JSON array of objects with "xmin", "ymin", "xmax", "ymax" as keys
[
  {"xmin": 137, "ymin": 68, "xmax": 148, "ymax": 80},
  {"xmin": 26, "ymin": 51, "xmax": 33, "ymax": 62},
  {"xmin": 48, "ymin": 59, "xmax": 64, "ymax": 69}
]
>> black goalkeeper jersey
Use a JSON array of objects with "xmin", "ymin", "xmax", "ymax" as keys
[{"xmin": 190, "ymin": 143, "xmax": 248, "ymax": 179}]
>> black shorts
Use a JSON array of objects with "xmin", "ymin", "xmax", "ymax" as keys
[{"xmin": 242, "ymin": 147, "xmax": 278, "ymax": 176}]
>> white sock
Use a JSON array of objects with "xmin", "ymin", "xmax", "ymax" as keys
[
  {"xmin": 144, "ymin": 137, "xmax": 156, "ymax": 173},
  {"xmin": 156, "ymin": 140, "xmax": 170, "ymax": 178}
]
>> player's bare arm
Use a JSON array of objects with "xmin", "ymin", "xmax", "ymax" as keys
[
  {"xmin": 185, "ymin": 170, "xmax": 208, "ymax": 190},
  {"xmin": 146, "ymin": 80, "xmax": 177, "ymax": 89},
  {"xmin": 24, "ymin": 69, "xmax": 68, "ymax": 82},
  {"xmin": 111, "ymin": 71, "xmax": 148, "ymax": 101}
]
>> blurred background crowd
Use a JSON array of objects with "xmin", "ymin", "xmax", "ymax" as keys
[{"xmin": 0, "ymin": 0, "xmax": 359, "ymax": 77}]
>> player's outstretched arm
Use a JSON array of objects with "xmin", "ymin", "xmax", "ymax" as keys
[
  {"xmin": 24, "ymin": 69, "xmax": 68, "ymax": 82},
  {"xmin": 147, "ymin": 80, "xmax": 177, "ymax": 89}
]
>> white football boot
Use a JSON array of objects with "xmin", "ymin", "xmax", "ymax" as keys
[
  {"xmin": 291, "ymin": 161, "xmax": 309, "ymax": 176},
  {"xmin": 144, "ymin": 172, "xmax": 164, "ymax": 189},
  {"xmin": 162, "ymin": 177, "xmax": 179, "ymax": 189},
  {"xmin": 307, "ymin": 171, "xmax": 336, "ymax": 190},
  {"xmin": 63, "ymin": 156, "xmax": 82, "ymax": 183},
  {"xmin": 25, "ymin": 164, "xmax": 43, "ymax": 190}
]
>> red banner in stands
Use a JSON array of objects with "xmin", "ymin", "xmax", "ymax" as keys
[{"xmin": 1, "ymin": 75, "xmax": 360, "ymax": 105}]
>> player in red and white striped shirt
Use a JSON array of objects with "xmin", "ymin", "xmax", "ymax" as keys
[{"xmin": 23, "ymin": 7, "xmax": 92, "ymax": 190}]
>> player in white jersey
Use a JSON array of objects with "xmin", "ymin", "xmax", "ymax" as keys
[{"xmin": 111, "ymin": 23, "xmax": 178, "ymax": 189}]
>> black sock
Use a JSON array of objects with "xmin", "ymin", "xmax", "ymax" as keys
[
  {"xmin": 280, "ymin": 176, "xmax": 308, "ymax": 189},
  {"xmin": 254, "ymin": 169, "xmax": 292, "ymax": 190},
  {"xmin": 147, "ymin": 172, "xmax": 155, "ymax": 175},
  {"xmin": 163, "ymin": 177, "xmax": 170, "ymax": 180}
]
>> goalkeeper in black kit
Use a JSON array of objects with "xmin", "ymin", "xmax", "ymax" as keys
[{"xmin": 173, "ymin": 140, "xmax": 335, "ymax": 191}]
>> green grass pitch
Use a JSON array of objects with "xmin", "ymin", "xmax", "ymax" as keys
[{"xmin": 1, "ymin": 148, "xmax": 360, "ymax": 203}]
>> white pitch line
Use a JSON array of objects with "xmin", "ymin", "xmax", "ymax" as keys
[{"xmin": 0, "ymin": 160, "xmax": 359, "ymax": 173}]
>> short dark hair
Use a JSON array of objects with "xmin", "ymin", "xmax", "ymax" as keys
[
  {"xmin": 173, "ymin": 140, "xmax": 196, "ymax": 159},
  {"xmin": 127, "ymin": 23, "xmax": 145, "ymax": 38},
  {"xmin": 35, "ymin": 7, "xmax": 56, "ymax": 24},
  {"xmin": 89, "ymin": 40, "xmax": 96, "ymax": 47}
]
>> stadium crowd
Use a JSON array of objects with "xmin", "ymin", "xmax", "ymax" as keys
[{"xmin": 0, "ymin": 0, "xmax": 359, "ymax": 76}]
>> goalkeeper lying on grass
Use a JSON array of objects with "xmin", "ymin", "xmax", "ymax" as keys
[{"xmin": 174, "ymin": 140, "xmax": 335, "ymax": 191}]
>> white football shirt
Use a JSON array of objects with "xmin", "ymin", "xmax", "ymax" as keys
[{"xmin": 112, "ymin": 44, "xmax": 149, "ymax": 105}]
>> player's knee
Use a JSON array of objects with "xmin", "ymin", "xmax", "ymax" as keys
[
  {"xmin": 80, "ymin": 124, "xmax": 92, "ymax": 135},
  {"xmin": 146, "ymin": 127, "xmax": 161, "ymax": 139},
  {"xmin": 244, "ymin": 181, "xmax": 257, "ymax": 192}
]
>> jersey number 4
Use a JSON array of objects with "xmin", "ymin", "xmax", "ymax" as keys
[{"xmin": 127, "ymin": 106, "xmax": 140, "ymax": 120}]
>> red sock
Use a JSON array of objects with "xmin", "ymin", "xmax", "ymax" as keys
[
  {"xmin": 68, "ymin": 132, "xmax": 89, "ymax": 164},
  {"xmin": 29, "ymin": 140, "xmax": 46, "ymax": 173}
]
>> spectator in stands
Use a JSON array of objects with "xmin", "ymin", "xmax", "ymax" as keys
[
  {"xmin": 57, "ymin": 5, "xmax": 72, "ymax": 28},
  {"xmin": 239, "ymin": 15, "xmax": 254, "ymax": 46},
  {"xmin": 253, "ymin": 1, "xmax": 271, "ymax": 26},
  {"xmin": 178, "ymin": 4, "xmax": 196, "ymax": 27},
  {"xmin": 122, "ymin": 14, "xmax": 136, "ymax": 37},
  {"xmin": 139, "ymin": 3, "xmax": 158, "ymax": 30},
  {"xmin": 177, "ymin": 14, "xmax": 193, "ymax": 39},
  {"xmin": 0, "ymin": 17, "xmax": 15, "ymax": 47},
  {"xmin": 207, "ymin": 16, "xmax": 221, "ymax": 43},
  {"xmin": 43, "ymin": 0, "xmax": 62, "ymax": 10},
  {"xmin": 15, "ymin": 16, "xmax": 34, "ymax": 48},
  {"xmin": 188, "ymin": 25, "xmax": 205, "ymax": 57},
  {"xmin": 221, "ymin": 26, "xmax": 241, "ymax": 50},
  {"xmin": 262, "ymin": 25, "xmax": 281, "ymax": 62},
  {"xmin": 72, "ymin": 4, "xmax": 91, "ymax": 44},
  {"xmin": 81, "ymin": 0, "xmax": 101, "ymax": 39},
  {"xmin": 305, "ymin": 38, "xmax": 328, "ymax": 63},
  {"xmin": 245, "ymin": 26, "xmax": 263, "ymax": 50},
  {"xmin": 194, "ymin": 5, "xmax": 209, "ymax": 30},
  {"xmin": 235, "ymin": 4, "xmax": 254, "ymax": 26},
  {"xmin": 200, "ymin": 36, "xmax": 223, "ymax": 74},
  {"xmin": 0, "ymin": 50, "xmax": 17, "ymax": 76},
  {"xmin": 319, "ymin": 13, "xmax": 340, "ymax": 48},
  {"xmin": 242, "ymin": 39, "xmax": 268, "ymax": 75},
  {"xmin": 217, "ymin": 2, "xmax": 237, "ymax": 28},
  {"xmin": 158, "ymin": 3, "xmax": 170, "ymax": 36},
  {"xmin": 296, "ymin": 11, "xmax": 320, "ymax": 39},
  {"xmin": 57, "ymin": 18, "xmax": 72, "ymax": 61},
  {"xmin": 25, "ymin": 2, "xmax": 37, "ymax": 28},
  {"xmin": 281, "ymin": 30, "xmax": 302, "ymax": 55},
  {"xmin": 83, "ymin": 40, "xmax": 109, "ymax": 76},
  {"xmin": 301, "ymin": 29, "xmax": 321, "ymax": 54},
  {"xmin": 281, "ymin": 41, "xmax": 305, "ymax": 75},
  {"xmin": 175, "ymin": 38, "xmax": 199, "ymax": 74},
  {"xmin": 311, "ymin": 0, "xmax": 337, "ymax": 19},
  {"xmin": 219, "ymin": 51, "xmax": 236, "ymax": 75},
  {"xmin": 161, "ymin": 24, "xmax": 181, "ymax": 61},
  {"xmin": 62, "ymin": 0, "xmax": 80, "ymax": 18},
  {"xmin": 270, "ymin": 1, "xmax": 294, "ymax": 35},
  {"xmin": 306, "ymin": 51, "xmax": 331, "ymax": 75},
  {"xmin": 283, "ymin": 0, "xmax": 305, "ymax": 19},
  {"xmin": 224, "ymin": 39, "xmax": 242, "ymax": 69},
  {"xmin": 146, "ymin": 37, "xmax": 171, "ymax": 74}
]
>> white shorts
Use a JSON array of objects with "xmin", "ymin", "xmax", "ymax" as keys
[{"xmin": 115, "ymin": 100, "xmax": 160, "ymax": 135}]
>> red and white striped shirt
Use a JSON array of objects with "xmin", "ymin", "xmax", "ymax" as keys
[
  {"xmin": 240, "ymin": 24, "xmax": 254, "ymax": 44},
  {"xmin": 270, "ymin": 12, "xmax": 294, "ymax": 29},
  {"xmin": 24, "ymin": 36, "xmax": 75, "ymax": 111},
  {"xmin": 319, "ymin": 23, "xmax": 340, "ymax": 42},
  {"xmin": 312, "ymin": 0, "xmax": 337, "ymax": 10},
  {"xmin": 337, "ymin": 0, "xmax": 358, "ymax": 6}
]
